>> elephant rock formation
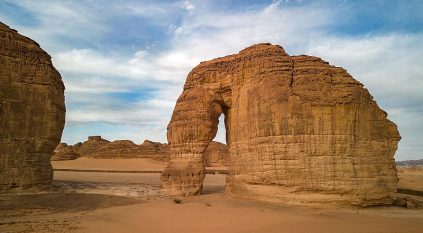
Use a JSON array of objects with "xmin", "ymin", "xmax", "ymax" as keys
[{"xmin": 161, "ymin": 43, "xmax": 400, "ymax": 205}]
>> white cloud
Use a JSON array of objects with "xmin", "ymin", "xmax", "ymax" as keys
[
  {"xmin": 181, "ymin": 1, "xmax": 195, "ymax": 11},
  {"xmin": 305, "ymin": 34, "xmax": 423, "ymax": 107}
]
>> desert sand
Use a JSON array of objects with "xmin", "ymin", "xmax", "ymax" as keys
[
  {"xmin": 53, "ymin": 157, "xmax": 166, "ymax": 172},
  {"xmin": 1, "ymin": 158, "xmax": 422, "ymax": 233},
  {"xmin": 398, "ymin": 166, "xmax": 423, "ymax": 192}
]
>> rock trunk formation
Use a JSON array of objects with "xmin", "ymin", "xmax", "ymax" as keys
[
  {"xmin": 161, "ymin": 43, "xmax": 400, "ymax": 205},
  {"xmin": 0, "ymin": 22, "xmax": 65, "ymax": 192}
]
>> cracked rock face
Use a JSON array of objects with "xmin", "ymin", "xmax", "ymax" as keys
[
  {"xmin": 161, "ymin": 43, "xmax": 400, "ymax": 205},
  {"xmin": 0, "ymin": 22, "xmax": 65, "ymax": 192}
]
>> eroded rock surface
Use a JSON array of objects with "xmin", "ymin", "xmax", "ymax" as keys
[
  {"xmin": 51, "ymin": 143, "xmax": 80, "ymax": 161},
  {"xmin": 0, "ymin": 22, "xmax": 65, "ymax": 192},
  {"xmin": 161, "ymin": 43, "xmax": 400, "ymax": 205}
]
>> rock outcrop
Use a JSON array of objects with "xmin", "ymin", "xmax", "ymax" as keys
[
  {"xmin": 0, "ymin": 22, "xmax": 65, "ymax": 192},
  {"xmin": 72, "ymin": 136, "xmax": 110, "ymax": 157},
  {"xmin": 88, "ymin": 139, "xmax": 168, "ymax": 160},
  {"xmin": 73, "ymin": 136, "xmax": 168, "ymax": 161},
  {"xmin": 204, "ymin": 141, "xmax": 229, "ymax": 167},
  {"xmin": 51, "ymin": 143, "xmax": 80, "ymax": 161},
  {"xmin": 161, "ymin": 43, "xmax": 400, "ymax": 205},
  {"xmin": 62, "ymin": 136, "xmax": 226, "ymax": 164}
]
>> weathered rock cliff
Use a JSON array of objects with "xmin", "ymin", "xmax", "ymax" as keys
[
  {"xmin": 161, "ymin": 43, "xmax": 400, "ymax": 205},
  {"xmin": 0, "ymin": 22, "xmax": 65, "ymax": 192}
]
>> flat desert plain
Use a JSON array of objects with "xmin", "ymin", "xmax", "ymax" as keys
[{"xmin": 1, "ymin": 158, "xmax": 422, "ymax": 233}]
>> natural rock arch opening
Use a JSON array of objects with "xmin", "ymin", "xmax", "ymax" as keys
[
  {"xmin": 214, "ymin": 111, "xmax": 229, "ymax": 144},
  {"xmin": 161, "ymin": 43, "xmax": 400, "ymax": 205}
]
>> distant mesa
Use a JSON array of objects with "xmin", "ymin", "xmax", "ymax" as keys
[
  {"xmin": 161, "ymin": 43, "xmax": 401, "ymax": 206},
  {"xmin": 0, "ymin": 22, "xmax": 65, "ymax": 193},
  {"xmin": 54, "ymin": 136, "xmax": 229, "ymax": 167},
  {"xmin": 79, "ymin": 137, "xmax": 168, "ymax": 160},
  {"xmin": 72, "ymin": 136, "xmax": 111, "ymax": 157},
  {"xmin": 88, "ymin": 135, "xmax": 103, "ymax": 141},
  {"xmin": 59, "ymin": 136, "xmax": 167, "ymax": 161},
  {"xmin": 396, "ymin": 159, "xmax": 423, "ymax": 166}
]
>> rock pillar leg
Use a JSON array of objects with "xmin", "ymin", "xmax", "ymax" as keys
[{"xmin": 161, "ymin": 87, "xmax": 222, "ymax": 195}]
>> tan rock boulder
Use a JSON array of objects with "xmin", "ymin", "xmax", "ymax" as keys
[
  {"xmin": 161, "ymin": 43, "xmax": 400, "ymax": 205},
  {"xmin": 0, "ymin": 22, "xmax": 65, "ymax": 192},
  {"xmin": 204, "ymin": 142, "xmax": 229, "ymax": 167},
  {"xmin": 51, "ymin": 143, "xmax": 80, "ymax": 161}
]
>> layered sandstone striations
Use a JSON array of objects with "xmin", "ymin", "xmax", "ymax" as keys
[
  {"xmin": 51, "ymin": 143, "xmax": 80, "ymax": 161},
  {"xmin": 161, "ymin": 43, "xmax": 400, "ymax": 205},
  {"xmin": 0, "ymin": 22, "xmax": 65, "ymax": 192}
]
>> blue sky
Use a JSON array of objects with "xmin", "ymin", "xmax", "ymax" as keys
[{"xmin": 1, "ymin": 0, "xmax": 422, "ymax": 160}]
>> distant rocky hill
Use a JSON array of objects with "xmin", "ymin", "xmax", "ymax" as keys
[
  {"xmin": 52, "ymin": 136, "xmax": 229, "ymax": 166},
  {"xmin": 396, "ymin": 159, "xmax": 423, "ymax": 166},
  {"xmin": 51, "ymin": 143, "xmax": 80, "ymax": 161}
]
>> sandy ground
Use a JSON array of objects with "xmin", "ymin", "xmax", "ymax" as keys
[
  {"xmin": 78, "ymin": 194, "xmax": 423, "ymax": 233},
  {"xmin": 398, "ymin": 166, "xmax": 423, "ymax": 191},
  {"xmin": 52, "ymin": 157, "xmax": 166, "ymax": 171},
  {"xmin": 1, "ymin": 159, "xmax": 422, "ymax": 233}
]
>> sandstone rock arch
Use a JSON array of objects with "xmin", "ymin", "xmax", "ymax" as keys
[
  {"xmin": 161, "ymin": 43, "xmax": 400, "ymax": 205},
  {"xmin": 0, "ymin": 22, "xmax": 65, "ymax": 192}
]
